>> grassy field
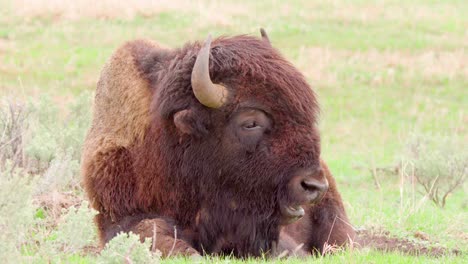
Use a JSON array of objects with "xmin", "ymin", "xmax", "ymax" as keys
[{"xmin": 0, "ymin": 0, "xmax": 467, "ymax": 263}]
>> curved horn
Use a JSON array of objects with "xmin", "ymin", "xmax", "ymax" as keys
[
  {"xmin": 260, "ymin": 28, "xmax": 271, "ymax": 45},
  {"xmin": 191, "ymin": 35, "xmax": 228, "ymax": 108}
]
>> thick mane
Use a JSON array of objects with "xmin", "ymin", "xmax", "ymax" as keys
[
  {"xmin": 135, "ymin": 35, "xmax": 318, "ymax": 128},
  {"xmin": 210, "ymin": 36, "xmax": 319, "ymax": 126}
]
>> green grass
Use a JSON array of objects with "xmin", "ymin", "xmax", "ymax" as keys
[
  {"xmin": 0, "ymin": 0, "xmax": 466, "ymax": 263},
  {"xmin": 160, "ymin": 251, "xmax": 466, "ymax": 264}
]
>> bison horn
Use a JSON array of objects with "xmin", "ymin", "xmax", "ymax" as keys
[
  {"xmin": 191, "ymin": 35, "xmax": 228, "ymax": 108},
  {"xmin": 260, "ymin": 28, "xmax": 271, "ymax": 45}
]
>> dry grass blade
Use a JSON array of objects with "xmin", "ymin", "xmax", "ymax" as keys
[
  {"xmin": 322, "ymin": 242, "xmax": 342, "ymax": 255},
  {"xmin": 276, "ymin": 250, "xmax": 289, "ymax": 259},
  {"xmin": 124, "ymin": 242, "xmax": 137, "ymax": 264},
  {"xmin": 166, "ymin": 226, "xmax": 178, "ymax": 258},
  {"xmin": 292, "ymin": 243, "xmax": 304, "ymax": 256},
  {"xmin": 0, "ymin": 101, "xmax": 28, "ymax": 172},
  {"xmin": 151, "ymin": 222, "xmax": 157, "ymax": 252}
]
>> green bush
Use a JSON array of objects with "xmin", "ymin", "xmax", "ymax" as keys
[
  {"xmin": 402, "ymin": 134, "xmax": 467, "ymax": 208},
  {"xmin": 0, "ymin": 160, "xmax": 98, "ymax": 262},
  {"xmin": 50, "ymin": 201, "xmax": 97, "ymax": 253},
  {"xmin": 98, "ymin": 232, "xmax": 160, "ymax": 264},
  {"xmin": 25, "ymin": 92, "xmax": 92, "ymax": 164},
  {"xmin": 0, "ymin": 163, "xmax": 38, "ymax": 261},
  {"xmin": 36, "ymin": 148, "xmax": 80, "ymax": 194},
  {"xmin": 0, "ymin": 101, "xmax": 28, "ymax": 170}
]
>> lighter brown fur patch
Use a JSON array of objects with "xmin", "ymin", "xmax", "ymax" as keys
[
  {"xmin": 81, "ymin": 39, "xmax": 163, "ymax": 193},
  {"xmin": 82, "ymin": 40, "xmax": 160, "ymax": 156}
]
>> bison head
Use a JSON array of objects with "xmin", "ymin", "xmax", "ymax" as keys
[{"xmin": 136, "ymin": 32, "xmax": 328, "ymax": 257}]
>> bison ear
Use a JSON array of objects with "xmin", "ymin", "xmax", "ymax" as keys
[{"xmin": 173, "ymin": 109, "xmax": 208, "ymax": 136}]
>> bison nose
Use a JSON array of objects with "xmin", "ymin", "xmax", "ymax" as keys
[{"xmin": 300, "ymin": 178, "xmax": 328, "ymax": 204}]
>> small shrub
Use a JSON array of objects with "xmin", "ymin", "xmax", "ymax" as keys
[
  {"xmin": 1, "ymin": 92, "xmax": 92, "ymax": 172},
  {"xmin": 0, "ymin": 93, "xmax": 95, "ymax": 262},
  {"xmin": 25, "ymin": 92, "xmax": 92, "ymax": 163},
  {"xmin": 36, "ymin": 148, "xmax": 80, "ymax": 194},
  {"xmin": 402, "ymin": 134, "xmax": 467, "ymax": 208},
  {"xmin": 0, "ymin": 160, "xmax": 98, "ymax": 262},
  {"xmin": 0, "ymin": 162, "xmax": 38, "ymax": 261},
  {"xmin": 48, "ymin": 201, "xmax": 98, "ymax": 254},
  {"xmin": 97, "ymin": 232, "xmax": 160, "ymax": 264},
  {"xmin": 0, "ymin": 100, "xmax": 29, "ymax": 171}
]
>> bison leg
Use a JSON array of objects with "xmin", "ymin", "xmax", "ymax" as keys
[
  {"xmin": 132, "ymin": 218, "xmax": 200, "ymax": 257},
  {"xmin": 276, "ymin": 231, "xmax": 308, "ymax": 257},
  {"xmin": 83, "ymin": 146, "xmax": 139, "ymax": 225},
  {"xmin": 83, "ymin": 146, "xmax": 144, "ymax": 249},
  {"xmin": 83, "ymin": 147, "xmax": 199, "ymax": 257},
  {"xmin": 97, "ymin": 213, "xmax": 200, "ymax": 257}
]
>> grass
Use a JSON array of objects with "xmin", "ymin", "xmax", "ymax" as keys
[{"xmin": 0, "ymin": 0, "xmax": 466, "ymax": 263}]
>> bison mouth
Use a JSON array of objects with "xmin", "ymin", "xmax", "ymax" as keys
[{"xmin": 280, "ymin": 204, "xmax": 305, "ymax": 225}]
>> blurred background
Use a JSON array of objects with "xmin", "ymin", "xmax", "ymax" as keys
[{"xmin": 0, "ymin": 0, "xmax": 466, "ymax": 262}]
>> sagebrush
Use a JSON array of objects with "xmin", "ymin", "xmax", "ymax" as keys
[{"xmin": 402, "ymin": 134, "xmax": 467, "ymax": 208}]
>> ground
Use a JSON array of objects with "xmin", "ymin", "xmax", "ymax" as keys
[{"xmin": 0, "ymin": 0, "xmax": 466, "ymax": 263}]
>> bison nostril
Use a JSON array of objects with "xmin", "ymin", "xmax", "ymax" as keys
[{"xmin": 300, "ymin": 179, "xmax": 328, "ymax": 193}]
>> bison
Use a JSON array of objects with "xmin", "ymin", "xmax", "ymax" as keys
[{"xmin": 81, "ymin": 29, "xmax": 355, "ymax": 258}]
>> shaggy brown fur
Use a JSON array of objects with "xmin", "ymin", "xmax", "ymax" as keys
[{"xmin": 82, "ymin": 34, "xmax": 355, "ymax": 257}]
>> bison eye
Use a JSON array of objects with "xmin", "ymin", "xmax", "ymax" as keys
[
  {"xmin": 242, "ymin": 120, "xmax": 261, "ymax": 130},
  {"xmin": 235, "ymin": 109, "xmax": 271, "ymax": 133},
  {"xmin": 229, "ymin": 108, "xmax": 271, "ymax": 151}
]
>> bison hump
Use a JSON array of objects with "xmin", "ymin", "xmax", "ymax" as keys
[{"xmin": 82, "ymin": 39, "xmax": 164, "ymax": 161}]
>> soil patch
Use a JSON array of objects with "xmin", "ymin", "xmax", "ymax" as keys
[{"xmin": 356, "ymin": 229, "xmax": 463, "ymax": 257}]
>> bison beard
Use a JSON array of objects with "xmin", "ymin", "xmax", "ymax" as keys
[
  {"xmin": 82, "ymin": 30, "xmax": 355, "ymax": 258},
  {"xmin": 196, "ymin": 203, "xmax": 280, "ymax": 255}
]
